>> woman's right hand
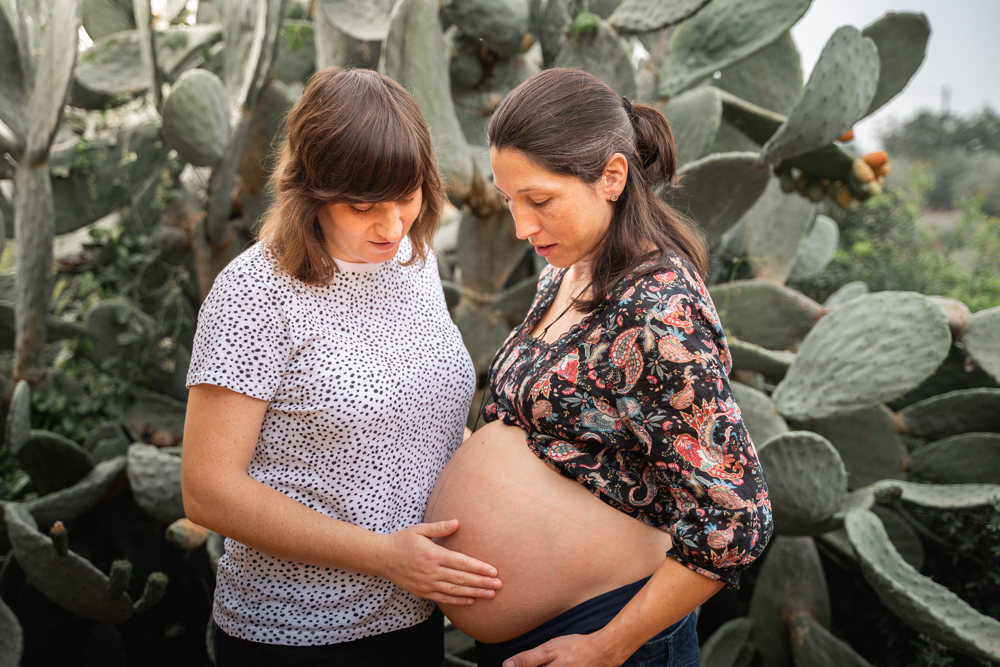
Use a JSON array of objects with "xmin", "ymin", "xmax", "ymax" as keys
[{"xmin": 377, "ymin": 519, "xmax": 502, "ymax": 605}]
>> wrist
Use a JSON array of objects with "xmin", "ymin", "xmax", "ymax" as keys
[
  {"xmin": 367, "ymin": 531, "xmax": 392, "ymax": 580},
  {"xmin": 591, "ymin": 626, "xmax": 641, "ymax": 666}
]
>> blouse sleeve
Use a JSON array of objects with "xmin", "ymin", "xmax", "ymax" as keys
[
  {"xmin": 186, "ymin": 262, "xmax": 294, "ymax": 402},
  {"xmin": 610, "ymin": 267, "xmax": 772, "ymax": 588}
]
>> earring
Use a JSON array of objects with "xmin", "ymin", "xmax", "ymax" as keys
[{"xmin": 611, "ymin": 194, "xmax": 618, "ymax": 201}]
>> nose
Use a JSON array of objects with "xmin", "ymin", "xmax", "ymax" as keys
[
  {"xmin": 375, "ymin": 203, "xmax": 404, "ymax": 241},
  {"xmin": 510, "ymin": 204, "xmax": 541, "ymax": 241}
]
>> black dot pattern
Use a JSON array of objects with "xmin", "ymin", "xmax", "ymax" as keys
[{"xmin": 186, "ymin": 239, "xmax": 476, "ymax": 645}]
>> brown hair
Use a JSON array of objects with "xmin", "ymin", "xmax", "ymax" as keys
[
  {"xmin": 487, "ymin": 68, "xmax": 708, "ymax": 312},
  {"xmin": 257, "ymin": 67, "xmax": 446, "ymax": 284}
]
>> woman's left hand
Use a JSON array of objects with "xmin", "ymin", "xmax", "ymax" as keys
[{"xmin": 502, "ymin": 634, "xmax": 620, "ymax": 667}]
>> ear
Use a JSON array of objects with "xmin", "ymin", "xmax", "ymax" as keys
[{"xmin": 602, "ymin": 153, "xmax": 629, "ymax": 200}]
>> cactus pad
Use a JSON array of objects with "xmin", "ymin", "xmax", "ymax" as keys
[
  {"xmin": 0, "ymin": 592, "xmax": 23, "ymax": 667},
  {"xmin": 872, "ymin": 505, "xmax": 924, "ymax": 572},
  {"xmin": 729, "ymin": 337, "xmax": 795, "ymax": 381},
  {"xmin": 789, "ymin": 613, "xmax": 875, "ymax": 667},
  {"xmin": 862, "ymin": 12, "xmax": 930, "ymax": 117},
  {"xmin": 717, "ymin": 89, "xmax": 785, "ymax": 146},
  {"xmin": 708, "ymin": 280, "xmax": 826, "ymax": 351},
  {"xmin": 789, "ymin": 214, "xmax": 839, "ymax": 283},
  {"xmin": 757, "ymin": 431, "xmax": 847, "ymax": 535},
  {"xmin": 223, "ymin": 0, "xmax": 283, "ymax": 109},
  {"xmin": 317, "ymin": 0, "xmax": 396, "ymax": 42},
  {"xmin": 23, "ymin": 456, "xmax": 127, "ymax": 530},
  {"xmin": 0, "ymin": 6, "xmax": 27, "ymax": 152},
  {"xmin": 773, "ymin": 292, "xmax": 951, "ymax": 420},
  {"xmin": 81, "ymin": 0, "xmax": 135, "ymax": 41},
  {"xmin": 700, "ymin": 616, "xmax": 754, "ymax": 667},
  {"xmin": 658, "ymin": 0, "xmax": 811, "ymax": 98},
  {"xmin": 607, "ymin": 0, "xmax": 710, "ymax": 34},
  {"xmin": 162, "ymin": 69, "xmax": 230, "ymax": 167},
  {"xmin": 823, "ymin": 280, "xmax": 868, "ymax": 307},
  {"xmin": 744, "ymin": 178, "xmax": 818, "ymax": 283},
  {"xmin": 907, "ymin": 433, "xmax": 1000, "ymax": 485},
  {"xmin": 748, "ymin": 535, "xmax": 831, "ymax": 667},
  {"xmin": 6, "ymin": 379, "xmax": 30, "ymax": 452},
  {"xmin": 661, "ymin": 86, "xmax": 722, "ymax": 166},
  {"xmin": 4, "ymin": 504, "xmax": 134, "ymax": 623},
  {"xmin": 762, "ymin": 27, "xmax": 880, "ymax": 164},
  {"xmin": 712, "ymin": 31, "xmax": 802, "ymax": 116},
  {"xmin": 794, "ymin": 406, "xmax": 906, "ymax": 490},
  {"xmin": 897, "ymin": 388, "xmax": 1000, "ymax": 440},
  {"xmin": 442, "ymin": 0, "xmax": 529, "ymax": 58},
  {"xmin": 382, "ymin": 0, "xmax": 474, "ymax": 201},
  {"xmin": 12, "ymin": 430, "xmax": 96, "ymax": 496},
  {"xmin": 963, "ymin": 305, "xmax": 1000, "ymax": 382},
  {"xmin": 554, "ymin": 17, "xmax": 636, "ymax": 99},
  {"xmin": 845, "ymin": 508, "xmax": 1000, "ymax": 662},
  {"xmin": 666, "ymin": 152, "xmax": 771, "ymax": 241},
  {"xmin": 127, "ymin": 444, "xmax": 185, "ymax": 523},
  {"xmin": 730, "ymin": 381, "xmax": 789, "ymax": 449},
  {"xmin": 851, "ymin": 479, "xmax": 1000, "ymax": 513}
]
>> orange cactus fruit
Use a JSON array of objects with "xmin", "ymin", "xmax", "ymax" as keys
[
  {"xmin": 829, "ymin": 182, "xmax": 854, "ymax": 209},
  {"xmin": 875, "ymin": 162, "xmax": 891, "ymax": 177},
  {"xmin": 863, "ymin": 151, "xmax": 888, "ymax": 169},
  {"xmin": 851, "ymin": 159, "xmax": 876, "ymax": 184},
  {"xmin": 166, "ymin": 518, "xmax": 210, "ymax": 550},
  {"xmin": 838, "ymin": 129, "xmax": 854, "ymax": 142}
]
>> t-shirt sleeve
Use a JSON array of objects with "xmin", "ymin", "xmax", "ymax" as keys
[{"xmin": 186, "ymin": 262, "xmax": 294, "ymax": 402}]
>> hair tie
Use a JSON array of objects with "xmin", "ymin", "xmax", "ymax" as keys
[{"xmin": 621, "ymin": 96, "xmax": 635, "ymax": 123}]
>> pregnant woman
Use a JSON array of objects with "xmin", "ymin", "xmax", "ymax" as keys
[
  {"xmin": 426, "ymin": 68, "xmax": 773, "ymax": 667},
  {"xmin": 181, "ymin": 68, "xmax": 501, "ymax": 666}
]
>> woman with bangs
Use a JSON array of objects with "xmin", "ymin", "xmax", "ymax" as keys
[{"xmin": 181, "ymin": 68, "xmax": 501, "ymax": 666}]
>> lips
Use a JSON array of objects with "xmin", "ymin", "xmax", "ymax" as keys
[
  {"xmin": 370, "ymin": 240, "xmax": 397, "ymax": 252},
  {"xmin": 533, "ymin": 243, "xmax": 556, "ymax": 257}
]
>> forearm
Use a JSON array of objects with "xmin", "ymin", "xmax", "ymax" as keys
[
  {"xmin": 184, "ymin": 470, "xmax": 386, "ymax": 577},
  {"xmin": 595, "ymin": 556, "xmax": 724, "ymax": 664}
]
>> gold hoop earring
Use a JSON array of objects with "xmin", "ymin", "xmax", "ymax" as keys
[{"xmin": 611, "ymin": 194, "xmax": 618, "ymax": 202}]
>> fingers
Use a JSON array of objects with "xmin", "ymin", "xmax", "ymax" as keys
[
  {"xmin": 427, "ymin": 592, "xmax": 476, "ymax": 606},
  {"xmin": 503, "ymin": 647, "xmax": 550, "ymax": 667},
  {"xmin": 413, "ymin": 519, "xmax": 460, "ymax": 539},
  {"xmin": 439, "ymin": 548, "xmax": 499, "ymax": 578},
  {"xmin": 435, "ymin": 581, "xmax": 497, "ymax": 599}
]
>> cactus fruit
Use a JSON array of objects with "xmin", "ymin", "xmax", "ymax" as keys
[
  {"xmin": 794, "ymin": 406, "xmax": 906, "ymax": 490},
  {"xmin": 838, "ymin": 129, "xmax": 854, "ymax": 142},
  {"xmin": 50, "ymin": 521, "xmax": 69, "ymax": 557},
  {"xmin": 757, "ymin": 432, "xmax": 847, "ymax": 536},
  {"xmin": 4, "ymin": 503, "xmax": 135, "ymax": 623},
  {"xmin": 661, "ymin": 87, "xmax": 723, "ymax": 167},
  {"xmin": 861, "ymin": 12, "xmax": 931, "ymax": 116},
  {"xmin": 728, "ymin": 337, "xmax": 795, "ymax": 381},
  {"xmin": 773, "ymin": 292, "xmax": 951, "ymax": 421},
  {"xmin": 927, "ymin": 296, "xmax": 971, "ymax": 339},
  {"xmin": 788, "ymin": 214, "xmax": 839, "ymax": 283},
  {"xmin": 0, "ymin": 592, "xmax": 23, "ymax": 667},
  {"xmin": 107, "ymin": 560, "xmax": 132, "ymax": 599},
  {"xmin": 896, "ymin": 388, "xmax": 1000, "ymax": 440},
  {"xmin": 907, "ymin": 433, "xmax": 1000, "ymax": 484},
  {"xmin": 607, "ymin": 0, "xmax": 711, "ymax": 34},
  {"xmin": 708, "ymin": 280, "xmax": 827, "ymax": 351},
  {"xmin": 823, "ymin": 280, "xmax": 868, "ymax": 307},
  {"xmin": 699, "ymin": 617, "xmax": 754, "ymax": 667},
  {"xmin": 789, "ymin": 612, "xmax": 875, "ymax": 667},
  {"xmin": 962, "ymin": 305, "xmax": 1000, "ymax": 382},
  {"xmin": 127, "ymin": 444, "xmax": 185, "ymax": 523},
  {"xmin": 162, "ymin": 69, "xmax": 230, "ymax": 167},
  {"xmin": 762, "ymin": 27, "xmax": 880, "ymax": 164},
  {"xmin": 730, "ymin": 381, "xmax": 789, "ymax": 448},
  {"xmin": 743, "ymin": 178, "xmax": 818, "ymax": 283},
  {"xmin": 667, "ymin": 152, "xmax": 771, "ymax": 241},
  {"xmin": 658, "ymin": 0, "xmax": 811, "ymax": 98},
  {"xmin": 844, "ymin": 508, "xmax": 1000, "ymax": 662},
  {"xmin": 166, "ymin": 518, "xmax": 211, "ymax": 550},
  {"xmin": 132, "ymin": 572, "xmax": 169, "ymax": 614},
  {"xmin": 748, "ymin": 536, "xmax": 831, "ymax": 667},
  {"xmin": 554, "ymin": 16, "xmax": 636, "ymax": 98},
  {"xmin": 382, "ymin": 0, "xmax": 474, "ymax": 202}
]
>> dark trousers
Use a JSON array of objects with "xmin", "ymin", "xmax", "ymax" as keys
[{"xmin": 213, "ymin": 608, "xmax": 444, "ymax": 667}]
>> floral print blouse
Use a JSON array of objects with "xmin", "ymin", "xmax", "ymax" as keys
[{"xmin": 483, "ymin": 253, "xmax": 773, "ymax": 588}]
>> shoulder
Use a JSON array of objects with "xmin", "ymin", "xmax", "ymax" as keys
[{"xmin": 201, "ymin": 243, "xmax": 295, "ymax": 316}]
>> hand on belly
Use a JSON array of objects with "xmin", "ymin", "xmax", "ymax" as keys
[{"xmin": 425, "ymin": 421, "xmax": 672, "ymax": 643}]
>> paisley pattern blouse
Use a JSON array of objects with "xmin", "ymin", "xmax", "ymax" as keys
[{"xmin": 483, "ymin": 253, "xmax": 773, "ymax": 588}]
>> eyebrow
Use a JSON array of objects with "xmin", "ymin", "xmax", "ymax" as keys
[{"xmin": 494, "ymin": 184, "xmax": 546, "ymax": 195}]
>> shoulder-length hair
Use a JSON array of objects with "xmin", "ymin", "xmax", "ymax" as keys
[
  {"xmin": 487, "ymin": 68, "xmax": 708, "ymax": 312},
  {"xmin": 257, "ymin": 67, "xmax": 446, "ymax": 284}
]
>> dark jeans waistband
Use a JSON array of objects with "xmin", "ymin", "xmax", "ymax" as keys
[{"xmin": 474, "ymin": 577, "xmax": 685, "ymax": 667}]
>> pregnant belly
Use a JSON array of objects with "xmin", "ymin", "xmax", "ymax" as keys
[{"xmin": 425, "ymin": 421, "xmax": 672, "ymax": 643}]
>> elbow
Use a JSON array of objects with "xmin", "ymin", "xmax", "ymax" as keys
[{"xmin": 181, "ymin": 466, "xmax": 224, "ymax": 534}]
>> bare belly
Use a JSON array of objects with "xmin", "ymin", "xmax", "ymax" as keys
[{"xmin": 425, "ymin": 421, "xmax": 672, "ymax": 643}]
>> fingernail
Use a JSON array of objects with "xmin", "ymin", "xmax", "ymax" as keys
[{"xmin": 503, "ymin": 661, "xmax": 514, "ymax": 667}]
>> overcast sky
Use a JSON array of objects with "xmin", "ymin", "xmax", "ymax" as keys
[{"xmin": 790, "ymin": 0, "xmax": 1000, "ymax": 151}]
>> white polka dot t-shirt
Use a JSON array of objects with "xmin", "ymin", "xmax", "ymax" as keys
[{"xmin": 186, "ymin": 238, "xmax": 475, "ymax": 646}]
